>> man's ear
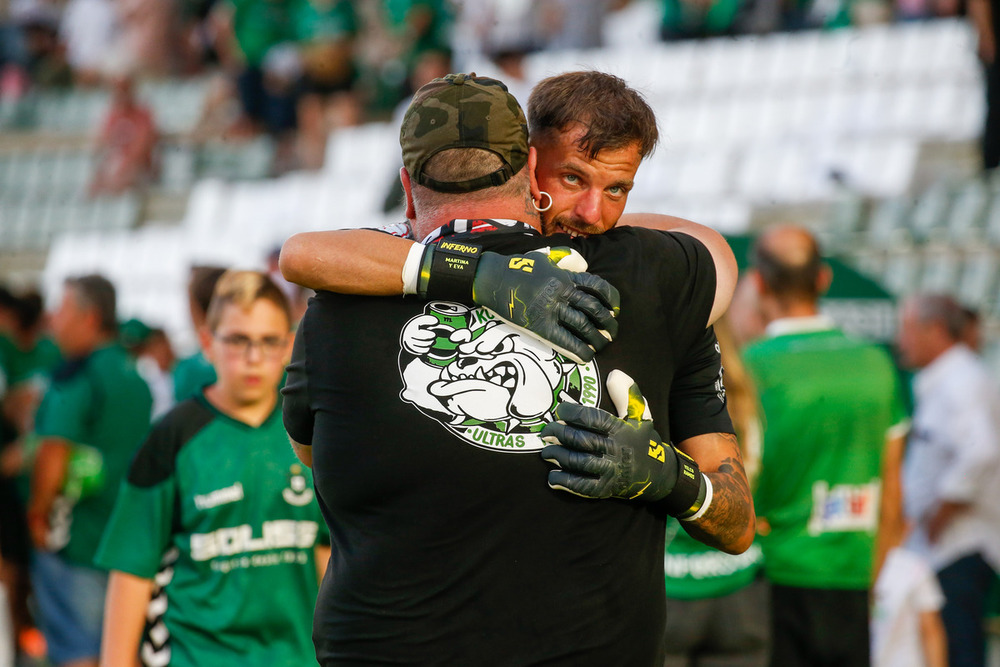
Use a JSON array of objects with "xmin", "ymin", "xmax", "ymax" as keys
[
  {"xmin": 400, "ymin": 167, "xmax": 415, "ymax": 221},
  {"xmin": 527, "ymin": 146, "xmax": 540, "ymax": 203},
  {"xmin": 818, "ymin": 263, "xmax": 833, "ymax": 296}
]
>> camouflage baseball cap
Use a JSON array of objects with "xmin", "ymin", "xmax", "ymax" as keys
[{"xmin": 401, "ymin": 73, "xmax": 529, "ymax": 194}]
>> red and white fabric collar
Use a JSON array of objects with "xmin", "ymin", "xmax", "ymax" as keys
[{"xmin": 418, "ymin": 219, "xmax": 535, "ymax": 245}]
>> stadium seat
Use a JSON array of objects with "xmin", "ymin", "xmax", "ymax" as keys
[
  {"xmin": 882, "ymin": 248, "xmax": 923, "ymax": 296},
  {"xmin": 919, "ymin": 245, "xmax": 964, "ymax": 293},
  {"xmin": 957, "ymin": 250, "xmax": 999, "ymax": 308},
  {"xmin": 946, "ymin": 179, "xmax": 991, "ymax": 245},
  {"xmin": 867, "ymin": 196, "xmax": 913, "ymax": 248},
  {"xmin": 908, "ymin": 180, "xmax": 954, "ymax": 243}
]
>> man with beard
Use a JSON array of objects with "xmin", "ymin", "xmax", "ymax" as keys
[
  {"xmin": 280, "ymin": 72, "xmax": 749, "ymax": 555},
  {"xmin": 282, "ymin": 73, "xmax": 753, "ymax": 664}
]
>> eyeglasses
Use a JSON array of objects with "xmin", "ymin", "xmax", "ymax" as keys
[{"xmin": 214, "ymin": 333, "xmax": 288, "ymax": 358}]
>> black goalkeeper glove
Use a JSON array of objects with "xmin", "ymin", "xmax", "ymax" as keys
[
  {"xmin": 540, "ymin": 370, "xmax": 709, "ymax": 518},
  {"xmin": 416, "ymin": 243, "xmax": 619, "ymax": 364}
]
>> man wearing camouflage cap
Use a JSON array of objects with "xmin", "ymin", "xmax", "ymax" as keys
[{"xmin": 283, "ymin": 73, "xmax": 752, "ymax": 664}]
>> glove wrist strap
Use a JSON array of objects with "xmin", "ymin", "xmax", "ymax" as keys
[
  {"xmin": 416, "ymin": 241, "xmax": 483, "ymax": 302},
  {"xmin": 657, "ymin": 448, "xmax": 709, "ymax": 519},
  {"xmin": 678, "ymin": 475, "xmax": 712, "ymax": 522}
]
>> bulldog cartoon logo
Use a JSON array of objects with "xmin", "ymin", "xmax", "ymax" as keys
[{"xmin": 399, "ymin": 302, "xmax": 600, "ymax": 452}]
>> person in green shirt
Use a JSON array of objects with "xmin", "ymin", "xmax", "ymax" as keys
[
  {"xmin": 173, "ymin": 266, "xmax": 226, "ymax": 403},
  {"xmin": 742, "ymin": 225, "xmax": 908, "ymax": 667},
  {"xmin": 97, "ymin": 270, "xmax": 328, "ymax": 667},
  {"xmin": 27, "ymin": 275, "xmax": 153, "ymax": 667},
  {"xmin": 0, "ymin": 288, "xmax": 62, "ymax": 654}
]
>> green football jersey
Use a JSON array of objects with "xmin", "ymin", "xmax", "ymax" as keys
[
  {"xmin": 96, "ymin": 395, "xmax": 327, "ymax": 667},
  {"xmin": 4, "ymin": 335, "xmax": 61, "ymax": 387},
  {"xmin": 34, "ymin": 344, "xmax": 153, "ymax": 566},
  {"xmin": 664, "ymin": 520, "xmax": 763, "ymax": 600},
  {"xmin": 744, "ymin": 323, "xmax": 906, "ymax": 589}
]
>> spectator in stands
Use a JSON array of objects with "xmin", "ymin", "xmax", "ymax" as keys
[
  {"xmin": 294, "ymin": 0, "xmax": 359, "ymax": 170},
  {"xmin": 213, "ymin": 0, "xmax": 302, "ymax": 139},
  {"xmin": 12, "ymin": 6, "xmax": 72, "ymax": 90},
  {"xmin": 60, "ymin": 0, "xmax": 120, "ymax": 86},
  {"xmin": 88, "ymin": 70, "xmax": 158, "ymax": 197},
  {"xmin": 117, "ymin": 0, "xmax": 178, "ymax": 76},
  {"xmin": 450, "ymin": 0, "xmax": 539, "ymax": 72},
  {"xmin": 660, "ymin": 0, "xmax": 744, "ymax": 40},
  {"xmin": 897, "ymin": 292, "xmax": 1000, "ymax": 667},
  {"xmin": 536, "ymin": 0, "xmax": 627, "ymax": 50},
  {"xmin": 173, "ymin": 265, "xmax": 225, "ymax": 402},
  {"xmin": 743, "ymin": 225, "xmax": 908, "ymax": 667},
  {"xmin": 27, "ymin": 274, "xmax": 152, "ymax": 667},
  {"xmin": 663, "ymin": 314, "xmax": 769, "ymax": 667},
  {"xmin": 371, "ymin": 0, "xmax": 452, "ymax": 112}
]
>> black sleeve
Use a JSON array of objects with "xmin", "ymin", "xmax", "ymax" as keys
[
  {"xmin": 668, "ymin": 325, "xmax": 734, "ymax": 443},
  {"xmin": 282, "ymin": 311, "xmax": 314, "ymax": 446},
  {"xmin": 654, "ymin": 230, "xmax": 717, "ymax": 334}
]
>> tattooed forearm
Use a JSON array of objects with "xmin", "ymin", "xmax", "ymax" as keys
[{"xmin": 681, "ymin": 433, "xmax": 756, "ymax": 554}]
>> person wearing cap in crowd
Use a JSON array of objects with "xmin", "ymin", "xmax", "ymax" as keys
[{"xmin": 282, "ymin": 73, "xmax": 754, "ymax": 664}]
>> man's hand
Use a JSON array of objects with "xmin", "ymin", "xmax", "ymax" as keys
[
  {"xmin": 540, "ymin": 370, "xmax": 708, "ymax": 517},
  {"xmin": 418, "ymin": 245, "xmax": 619, "ymax": 364}
]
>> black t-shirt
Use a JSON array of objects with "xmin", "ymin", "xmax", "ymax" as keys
[{"xmin": 283, "ymin": 223, "xmax": 733, "ymax": 665}]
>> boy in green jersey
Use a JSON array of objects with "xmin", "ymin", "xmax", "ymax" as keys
[{"xmin": 97, "ymin": 271, "xmax": 329, "ymax": 667}]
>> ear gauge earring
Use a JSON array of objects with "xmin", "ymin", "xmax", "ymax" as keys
[{"xmin": 533, "ymin": 191, "xmax": 553, "ymax": 212}]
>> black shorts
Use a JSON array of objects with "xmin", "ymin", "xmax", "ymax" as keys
[{"xmin": 769, "ymin": 584, "xmax": 869, "ymax": 667}]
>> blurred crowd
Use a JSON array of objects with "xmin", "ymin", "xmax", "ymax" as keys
[
  {"xmin": 0, "ymin": 256, "xmax": 309, "ymax": 666},
  {"xmin": 0, "ymin": 0, "xmax": 978, "ymax": 176}
]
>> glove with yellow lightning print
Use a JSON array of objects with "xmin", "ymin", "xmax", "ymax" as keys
[
  {"xmin": 540, "ymin": 370, "xmax": 710, "ymax": 518},
  {"xmin": 417, "ymin": 244, "xmax": 619, "ymax": 364}
]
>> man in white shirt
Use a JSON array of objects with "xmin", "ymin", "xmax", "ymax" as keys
[{"xmin": 898, "ymin": 292, "xmax": 1000, "ymax": 667}]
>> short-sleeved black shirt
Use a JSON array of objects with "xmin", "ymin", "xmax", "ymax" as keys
[{"xmin": 283, "ymin": 222, "xmax": 733, "ymax": 665}]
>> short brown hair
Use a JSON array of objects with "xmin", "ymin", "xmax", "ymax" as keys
[
  {"xmin": 188, "ymin": 266, "xmax": 228, "ymax": 318},
  {"xmin": 205, "ymin": 270, "xmax": 292, "ymax": 332},
  {"xmin": 528, "ymin": 71, "xmax": 658, "ymax": 159},
  {"xmin": 65, "ymin": 274, "xmax": 117, "ymax": 334}
]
